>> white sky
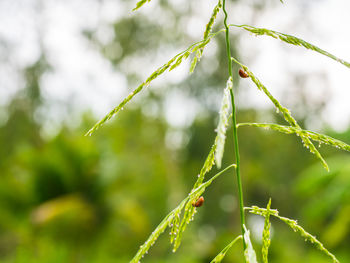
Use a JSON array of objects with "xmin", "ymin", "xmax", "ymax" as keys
[{"xmin": 0, "ymin": 0, "xmax": 350, "ymax": 132}]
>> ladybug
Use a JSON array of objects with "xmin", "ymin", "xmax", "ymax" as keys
[
  {"xmin": 239, "ymin": 68, "xmax": 249, "ymax": 78},
  {"xmin": 192, "ymin": 196, "xmax": 204, "ymax": 207}
]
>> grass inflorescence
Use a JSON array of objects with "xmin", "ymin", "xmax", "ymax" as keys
[
  {"xmin": 214, "ymin": 77, "xmax": 232, "ymax": 168},
  {"xmin": 86, "ymin": 1, "xmax": 350, "ymax": 262},
  {"xmin": 231, "ymin": 57, "xmax": 329, "ymax": 171},
  {"xmin": 130, "ymin": 164, "xmax": 236, "ymax": 262},
  {"xmin": 85, "ymin": 30, "xmax": 223, "ymax": 136},
  {"xmin": 87, "ymin": 21, "xmax": 350, "ymax": 137},
  {"xmin": 238, "ymin": 123, "xmax": 350, "ymax": 153},
  {"xmin": 190, "ymin": 0, "xmax": 222, "ymax": 73},
  {"xmin": 230, "ymin": 24, "xmax": 350, "ymax": 69},
  {"xmin": 246, "ymin": 205, "xmax": 339, "ymax": 263}
]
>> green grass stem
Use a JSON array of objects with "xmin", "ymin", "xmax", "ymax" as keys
[{"xmin": 222, "ymin": 0, "xmax": 246, "ymax": 252}]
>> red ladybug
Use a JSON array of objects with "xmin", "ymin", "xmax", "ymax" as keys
[
  {"xmin": 239, "ymin": 68, "xmax": 249, "ymax": 78},
  {"xmin": 192, "ymin": 196, "xmax": 204, "ymax": 207}
]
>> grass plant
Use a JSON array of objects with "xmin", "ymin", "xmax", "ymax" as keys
[{"xmin": 86, "ymin": 1, "xmax": 350, "ymax": 262}]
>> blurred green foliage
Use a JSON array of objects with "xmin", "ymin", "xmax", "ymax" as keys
[{"xmin": 1, "ymin": 1, "xmax": 350, "ymax": 262}]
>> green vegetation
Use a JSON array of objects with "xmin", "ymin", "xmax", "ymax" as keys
[
  {"xmin": 1, "ymin": 0, "xmax": 350, "ymax": 262},
  {"xmin": 87, "ymin": 0, "xmax": 350, "ymax": 261}
]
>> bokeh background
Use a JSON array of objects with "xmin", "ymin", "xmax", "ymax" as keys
[{"xmin": 1, "ymin": 0, "xmax": 350, "ymax": 262}]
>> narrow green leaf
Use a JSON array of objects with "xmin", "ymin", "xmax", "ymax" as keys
[
  {"xmin": 210, "ymin": 235, "xmax": 242, "ymax": 263},
  {"xmin": 246, "ymin": 206, "xmax": 339, "ymax": 263}
]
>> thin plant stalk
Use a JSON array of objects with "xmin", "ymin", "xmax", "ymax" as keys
[{"xmin": 222, "ymin": 0, "xmax": 246, "ymax": 250}]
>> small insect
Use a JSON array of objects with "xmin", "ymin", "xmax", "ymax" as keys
[
  {"xmin": 239, "ymin": 68, "xmax": 249, "ymax": 78},
  {"xmin": 192, "ymin": 196, "xmax": 204, "ymax": 207}
]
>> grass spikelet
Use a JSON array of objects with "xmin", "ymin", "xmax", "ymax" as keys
[
  {"xmin": 237, "ymin": 123, "xmax": 350, "ymax": 153},
  {"xmin": 86, "ymin": 32, "xmax": 222, "ymax": 136},
  {"xmin": 133, "ymin": 0, "xmax": 151, "ymax": 11},
  {"xmin": 262, "ymin": 199, "xmax": 272, "ymax": 263},
  {"xmin": 131, "ymin": 164, "xmax": 236, "ymax": 262},
  {"xmin": 190, "ymin": 0, "xmax": 222, "ymax": 73},
  {"xmin": 230, "ymin": 24, "xmax": 350, "ymax": 69},
  {"xmin": 246, "ymin": 206, "xmax": 339, "ymax": 263},
  {"xmin": 203, "ymin": 0, "xmax": 222, "ymax": 41},
  {"xmin": 169, "ymin": 207, "xmax": 182, "ymax": 244},
  {"xmin": 231, "ymin": 57, "xmax": 329, "ymax": 171},
  {"xmin": 171, "ymin": 200, "xmax": 197, "ymax": 252},
  {"xmin": 243, "ymin": 225, "xmax": 258, "ymax": 263},
  {"xmin": 215, "ymin": 77, "xmax": 232, "ymax": 168},
  {"xmin": 174, "ymin": 137, "xmax": 220, "ymax": 249},
  {"xmin": 210, "ymin": 235, "xmax": 242, "ymax": 263},
  {"xmin": 189, "ymin": 52, "xmax": 199, "ymax": 73},
  {"xmin": 195, "ymin": 142, "xmax": 217, "ymax": 188}
]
